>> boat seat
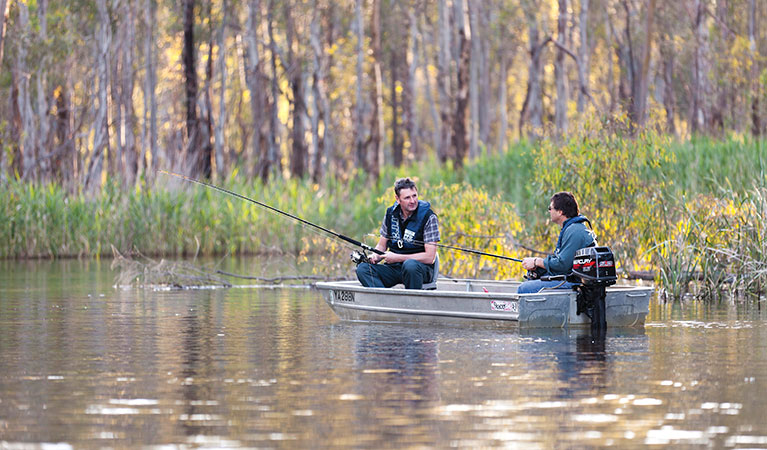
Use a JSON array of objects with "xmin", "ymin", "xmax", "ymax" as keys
[{"xmin": 422, "ymin": 253, "xmax": 439, "ymax": 290}]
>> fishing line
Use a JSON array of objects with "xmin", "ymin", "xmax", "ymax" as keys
[
  {"xmin": 159, "ymin": 170, "xmax": 384, "ymax": 256},
  {"xmin": 373, "ymin": 233, "xmax": 523, "ymax": 263}
]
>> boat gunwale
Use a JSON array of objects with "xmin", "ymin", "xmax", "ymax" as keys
[{"xmin": 314, "ymin": 279, "xmax": 653, "ymax": 300}]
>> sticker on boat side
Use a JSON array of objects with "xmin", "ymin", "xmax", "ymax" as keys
[
  {"xmin": 490, "ymin": 300, "xmax": 518, "ymax": 313},
  {"xmin": 335, "ymin": 290, "xmax": 355, "ymax": 303}
]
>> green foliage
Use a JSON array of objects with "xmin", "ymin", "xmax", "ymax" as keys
[
  {"xmin": 1, "ymin": 133, "xmax": 766, "ymax": 300},
  {"xmin": 532, "ymin": 125, "xmax": 673, "ymax": 269},
  {"xmin": 423, "ymin": 182, "xmax": 525, "ymax": 280}
]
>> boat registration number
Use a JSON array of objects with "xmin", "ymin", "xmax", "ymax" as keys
[
  {"xmin": 490, "ymin": 300, "xmax": 518, "ymax": 313},
  {"xmin": 334, "ymin": 290, "xmax": 356, "ymax": 303}
]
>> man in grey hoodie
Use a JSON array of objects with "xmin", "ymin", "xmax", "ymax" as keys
[{"xmin": 517, "ymin": 191, "xmax": 596, "ymax": 294}]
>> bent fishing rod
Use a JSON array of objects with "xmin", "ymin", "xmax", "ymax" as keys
[
  {"xmin": 378, "ymin": 233, "xmax": 522, "ymax": 263},
  {"xmin": 159, "ymin": 170, "xmax": 384, "ymax": 255}
]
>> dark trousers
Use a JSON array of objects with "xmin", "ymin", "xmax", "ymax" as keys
[{"xmin": 356, "ymin": 260, "xmax": 433, "ymax": 290}]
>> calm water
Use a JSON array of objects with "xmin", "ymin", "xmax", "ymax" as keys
[{"xmin": 1, "ymin": 259, "xmax": 767, "ymax": 449}]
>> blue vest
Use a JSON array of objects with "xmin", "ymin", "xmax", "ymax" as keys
[{"xmin": 385, "ymin": 200, "xmax": 434, "ymax": 255}]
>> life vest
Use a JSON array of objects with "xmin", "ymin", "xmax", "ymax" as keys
[{"xmin": 385, "ymin": 200, "xmax": 435, "ymax": 255}]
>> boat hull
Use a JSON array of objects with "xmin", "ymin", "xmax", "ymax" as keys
[{"xmin": 315, "ymin": 279, "xmax": 652, "ymax": 328}]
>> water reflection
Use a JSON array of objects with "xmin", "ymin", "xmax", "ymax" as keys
[
  {"xmin": 1, "ymin": 258, "xmax": 767, "ymax": 448},
  {"xmin": 352, "ymin": 325, "xmax": 441, "ymax": 404}
]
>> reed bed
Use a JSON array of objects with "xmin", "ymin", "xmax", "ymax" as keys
[{"xmin": 1, "ymin": 132, "xmax": 765, "ymax": 300}]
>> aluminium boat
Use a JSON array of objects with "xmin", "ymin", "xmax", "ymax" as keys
[{"xmin": 315, "ymin": 278, "xmax": 652, "ymax": 328}]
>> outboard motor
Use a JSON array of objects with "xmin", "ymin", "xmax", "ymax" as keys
[{"xmin": 571, "ymin": 246, "xmax": 617, "ymax": 334}]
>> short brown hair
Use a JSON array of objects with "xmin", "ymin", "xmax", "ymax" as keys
[
  {"xmin": 394, "ymin": 177, "xmax": 417, "ymax": 197},
  {"xmin": 551, "ymin": 191, "xmax": 579, "ymax": 218}
]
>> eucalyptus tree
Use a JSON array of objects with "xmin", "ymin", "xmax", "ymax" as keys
[
  {"xmin": 366, "ymin": 0, "xmax": 384, "ymax": 178},
  {"xmin": 688, "ymin": 0, "xmax": 709, "ymax": 134},
  {"xmin": 749, "ymin": 0, "xmax": 760, "ymax": 136},
  {"xmin": 244, "ymin": 0, "xmax": 271, "ymax": 180},
  {"xmin": 142, "ymin": 0, "xmax": 158, "ymax": 180},
  {"xmin": 309, "ymin": 0, "xmax": 334, "ymax": 182},
  {"xmin": 214, "ymin": 0, "xmax": 229, "ymax": 178},
  {"xmin": 577, "ymin": 0, "xmax": 590, "ymax": 113},
  {"xmin": 436, "ymin": 0, "xmax": 452, "ymax": 162},
  {"xmin": 0, "ymin": 0, "xmax": 8, "ymax": 68},
  {"xmin": 85, "ymin": 0, "xmax": 111, "ymax": 193},
  {"xmin": 554, "ymin": 0, "xmax": 569, "ymax": 136},
  {"xmin": 451, "ymin": 0, "xmax": 471, "ymax": 167},
  {"xmin": 519, "ymin": 4, "xmax": 546, "ymax": 141}
]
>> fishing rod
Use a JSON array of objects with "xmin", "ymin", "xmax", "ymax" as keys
[
  {"xmin": 159, "ymin": 170, "xmax": 384, "ymax": 256},
  {"xmin": 378, "ymin": 234, "xmax": 523, "ymax": 263}
]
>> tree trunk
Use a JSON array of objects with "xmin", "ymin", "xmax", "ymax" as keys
[
  {"xmin": 478, "ymin": 4, "xmax": 490, "ymax": 150},
  {"xmin": 310, "ymin": 2, "xmax": 331, "ymax": 182},
  {"xmin": 143, "ymin": 0, "xmax": 158, "ymax": 179},
  {"xmin": 749, "ymin": 0, "xmax": 760, "ymax": 136},
  {"xmin": 404, "ymin": 9, "xmax": 420, "ymax": 160},
  {"xmin": 520, "ymin": 13, "xmax": 544, "ymax": 141},
  {"xmin": 365, "ymin": 0, "xmax": 383, "ymax": 179},
  {"xmin": 421, "ymin": 13, "xmax": 441, "ymax": 158},
  {"xmin": 436, "ymin": 0, "xmax": 452, "ymax": 162},
  {"xmin": 605, "ymin": 8, "xmax": 617, "ymax": 114},
  {"xmin": 469, "ymin": 0, "xmax": 480, "ymax": 158},
  {"xmin": 711, "ymin": 0, "xmax": 729, "ymax": 133},
  {"xmin": 391, "ymin": 50, "xmax": 402, "ymax": 167},
  {"xmin": 115, "ymin": 0, "xmax": 138, "ymax": 187},
  {"xmin": 110, "ymin": 3, "xmax": 122, "ymax": 180},
  {"xmin": 577, "ymin": 0, "xmax": 590, "ymax": 113},
  {"xmin": 0, "ymin": 0, "xmax": 9, "ymax": 68},
  {"xmin": 35, "ymin": 0, "xmax": 51, "ymax": 181},
  {"xmin": 497, "ymin": 50, "xmax": 509, "ymax": 152},
  {"xmin": 285, "ymin": 0, "xmax": 307, "ymax": 178},
  {"xmin": 631, "ymin": 0, "xmax": 656, "ymax": 128},
  {"xmin": 182, "ymin": 0, "xmax": 201, "ymax": 175},
  {"xmin": 660, "ymin": 34, "xmax": 676, "ymax": 135},
  {"xmin": 353, "ymin": 0, "xmax": 369, "ymax": 172},
  {"xmin": 267, "ymin": 1, "xmax": 282, "ymax": 176},
  {"xmin": 617, "ymin": 1, "xmax": 634, "ymax": 119},
  {"xmin": 214, "ymin": 0, "xmax": 228, "ymax": 178},
  {"xmin": 51, "ymin": 83, "xmax": 74, "ymax": 186},
  {"xmin": 245, "ymin": 0, "xmax": 268, "ymax": 180},
  {"xmin": 690, "ymin": 0, "xmax": 709, "ymax": 134},
  {"xmin": 554, "ymin": 0, "xmax": 569, "ymax": 136},
  {"xmin": 199, "ymin": 0, "xmax": 214, "ymax": 180},
  {"xmin": 10, "ymin": 55, "xmax": 21, "ymax": 178},
  {"xmin": 16, "ymin": 2, "xmax": 36, "ymax": 180},
  {"xmin": 125, "ymin": 2, "xmax": 138, "ymax": 186},
  {"xmin": 85, "ymin": 0, "xmax": 111, "ymax": 193},
  {"xmin": 452, "ymin": 0, "xmax": 470, "ymax": 167}
]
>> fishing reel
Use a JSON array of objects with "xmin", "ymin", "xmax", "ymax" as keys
[
  {"xmin": 350, "ymin": 250, "xmax": 368, "ymax": 265},
  {"xmin": 524, "ymin": 267, "xmax": 547, "ymax": 280}
]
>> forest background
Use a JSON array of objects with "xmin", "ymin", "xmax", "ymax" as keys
[{"xmin": 0, "ymin": 0, "xmax": 765, "ymax": 300}]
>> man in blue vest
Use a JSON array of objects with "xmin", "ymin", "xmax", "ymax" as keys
[
  {"xmin": 356, "ymin": 177, "xmax": 440, "ymax": 289},
  {"xmin": 517, "ymin": 191, "xmax": 596, "ymax": 294}
]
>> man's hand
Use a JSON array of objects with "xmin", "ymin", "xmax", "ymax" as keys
[
  {"xmin": 368, "ymin": 252, "xmax": 386, "ymax": 264},
  {"xmin": 522, "ymin": 257, "xmax": 538, "ymax": 271}
]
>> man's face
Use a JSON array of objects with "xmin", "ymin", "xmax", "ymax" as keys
[
  {"xmin": 548, "ymin": 202, "xmax": 564, "ymax": 224},
  {"xmin": 396, "ymin": 187, "xmax": 419, "ymax": 216}
]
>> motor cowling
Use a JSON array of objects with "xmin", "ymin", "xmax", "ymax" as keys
[
  {"xmin": 571, "ymin": 246, "xmax": 617, "ymax": 335},
  {"xmin": 571, "ymin": 246, "xmax": 617, "ymax": 286}
]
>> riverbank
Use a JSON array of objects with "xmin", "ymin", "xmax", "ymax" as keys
[{"xmin": 1, "ymin": 133, "xmax": 765, "ymax": 299}]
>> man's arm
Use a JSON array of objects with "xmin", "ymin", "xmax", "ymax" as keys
[
  {"xmin": 368, "ymin": 236, "xmax": 389, "ymax": 263},
  {"xmin": 382, "ymin": 242, "xmax": 437, "ymax": 264},
  {"xmin": 545, "ymin": 226, "xmax": 590, "ymax": 275}
]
